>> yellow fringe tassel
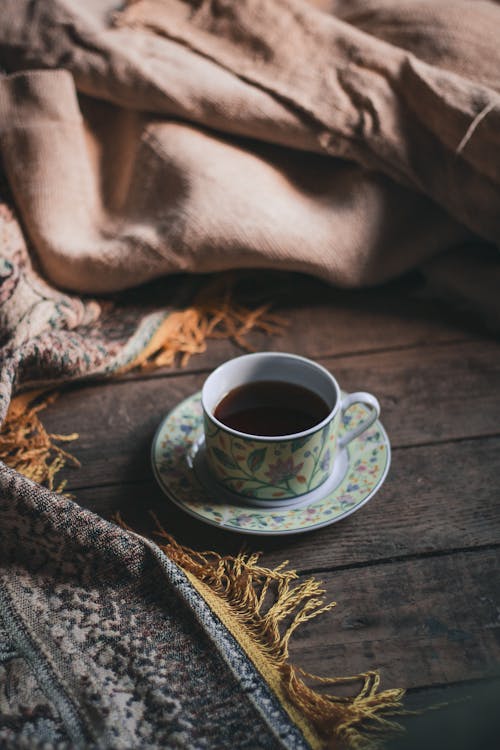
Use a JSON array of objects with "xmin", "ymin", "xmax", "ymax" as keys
[
  {"xmin": 0, "ymin": 391, "xmax": 80, "ymax": 492},
  {"xmin": 124, "ymin": 282, "xmax": 286, "ymax": 371},
  {"xmin": 116, "ymin": 511, "xmax": 406, "ymax": 750},
  {"xmin": 1, "ymin": 280, "xmax": 285, "ymax": 489}
]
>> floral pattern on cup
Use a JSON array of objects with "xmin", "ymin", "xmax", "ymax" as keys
[
  {"xmin": 203, "ymin": 411, "xmax": 339, "ymax": 500},
  {"xmin": 152, "ymin": 392, "xmax": 390, "ymax": 535}
]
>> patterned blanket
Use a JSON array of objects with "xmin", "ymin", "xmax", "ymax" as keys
[
  {"xmin": 2, "ymin": 0, "xmax": 500, "ymax": 746},
  {"xmin": 0, "ymin": 184, "xmax": 403, "ymax": 750}
]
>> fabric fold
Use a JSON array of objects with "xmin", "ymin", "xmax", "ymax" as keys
[
  {"xmin": 0, "ymin": 463, "xmax": 313, "ymax": 750},
  {"xmin": 0, "ymin": 2, "xmax": 499, "ymax": 748},
  {"xmin": 116, "ymin": 0, "xmax": 500, "ymax": 243},
  {"xmin": 0, "ymin": 0, "xmax": 497, "ymax": 301}
]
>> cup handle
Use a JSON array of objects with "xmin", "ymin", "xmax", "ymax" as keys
[{"xmin": 338, "ymin": 392, "xmax": 380, "ymax": 449}]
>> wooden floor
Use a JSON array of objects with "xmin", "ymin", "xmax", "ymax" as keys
[{"xmin": 43, "ymin": 272, "xmax": 500, "ymax": 750}]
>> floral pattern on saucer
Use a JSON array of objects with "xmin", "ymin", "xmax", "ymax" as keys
[{"xmin": 152, "ymin": 392, "xmax": 391, "ymax": 535}]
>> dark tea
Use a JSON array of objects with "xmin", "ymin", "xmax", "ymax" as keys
[{"xmin": 213, "ymin": 380, "xmax": 331, "ymax": 437}]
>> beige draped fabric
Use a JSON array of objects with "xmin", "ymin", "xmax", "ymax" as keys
[{"xmin": 0, "ymin": 0, "xmax": 498, "ymax": 307}]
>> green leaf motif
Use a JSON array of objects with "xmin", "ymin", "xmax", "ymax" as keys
[
  {"xmin": 212, "ymin": 446, "xmax": 237, "ymax": 469},
  {"xmin": 247, "ymin": 447, "xmax": 267, "ymax": 472},
  {"xmin": 291, "ymin": 436, "xmax": 309, "ymax": 453},
  {"xmin": 204, "ymin": 419, "xmax": 220, "ymax": 439}
]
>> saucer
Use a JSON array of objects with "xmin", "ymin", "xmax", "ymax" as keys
[
  {"xmin": 151, "ymin": 391, "xmax": 391, "ymax": 536},
  {"xmin": 190, "ymin": 435, "xmax": 350, "ymax": 509}
]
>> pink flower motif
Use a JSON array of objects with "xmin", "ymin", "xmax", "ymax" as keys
[{"xmin": 265, "ymin": 456, "xmax": 304, "ymax": 484}]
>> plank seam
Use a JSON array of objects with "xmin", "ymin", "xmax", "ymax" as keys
[{"xmin": 297, "ymin": 542, "xmax": 500, "ymax": 577}]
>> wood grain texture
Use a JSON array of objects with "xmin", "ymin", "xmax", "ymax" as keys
[
  {"xmin": 121, "ymin": 274, "xmax": 484, "ymax": 378},
  {"xmin": 30, "ymin": 273, "xmax": 500, "ymax": 747},
  {"xmin": 43, "ymin": 341, "xmax": 500, "ymax": 490},
  {"xmin": 287, "ymin": 548, "xmax": 500, "ymax": 689},
  {"xmin": 73, "ymin": 437, "xmax": 500, "ymax": 571}
]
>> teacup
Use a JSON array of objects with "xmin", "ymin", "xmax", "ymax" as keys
[{"xmin": 201, "ymin": 352, "xmax": 380, "ymax": 502}]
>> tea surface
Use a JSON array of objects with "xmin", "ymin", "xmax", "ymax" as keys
[{"xmin": 214, "ymin": 380, "xmax": 331, "ymax": 436}]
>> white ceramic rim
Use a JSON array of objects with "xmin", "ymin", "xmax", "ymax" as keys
[{"xmin": 201, "ymin": 352, "xmax": 341, "ymax": 443}]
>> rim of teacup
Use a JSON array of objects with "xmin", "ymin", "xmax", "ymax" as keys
[{"xmin": 201, "ymin": 352, "xmax": 341, "ymax": 443}]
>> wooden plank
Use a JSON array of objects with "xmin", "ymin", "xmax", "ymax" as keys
[
  {"xmin": 287, "ymin": 548, "xmax": 500, "ymax": 689},
  {"xmin": 386, "ymin": 678, "xmax": 500, "ymax": 750},
  {"xmin": 42, "ymin": 341, "xmax": 500, "ymax": 490},
  {"xmin": 329, "ymin": 341, "xmax": 500, "ymax": 446},
  {"xmin": 120, "ymin": 277, "xmax": 482, "ymax": 379},
  {"xmin": 73, "ymin": 437, "xmax": 500, "ymax": 570}
]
